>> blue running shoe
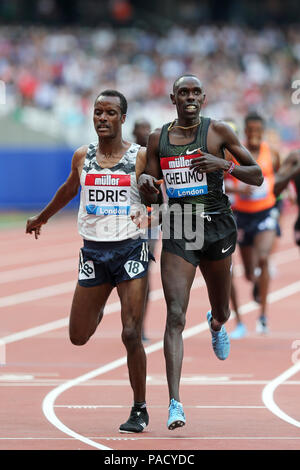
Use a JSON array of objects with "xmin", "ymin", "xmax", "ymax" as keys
[
  {"xmin": 167, "ymin": 399, "xmax": 186, "ymax": 430},
  {"xmin": 256, "ymin": 316, "xmax": 269, "ymax": 334},
  {"xmin": 207, "ymin": 311, "xmax": 230, "ymax": 360},
  {"xmin": 230, "ymin": 323, "xmax": 247, "ymax": 340}
]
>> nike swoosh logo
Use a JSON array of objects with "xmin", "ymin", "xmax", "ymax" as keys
[
  {"xmin": 222, "ymin": 245, "xmax": 233, "ymax": 253},
  {"xmin": 186, "ymin": 149, "xmax": 199, "ymax": 155}
]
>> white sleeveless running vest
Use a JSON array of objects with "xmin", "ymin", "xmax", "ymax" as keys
[{"xmin": 77, "ymin": 142, "xmax": 144, "ymax": 241}]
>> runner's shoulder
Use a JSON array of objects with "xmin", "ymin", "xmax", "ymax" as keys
[
  {"xmin": 286, "ymin": 149, "xmax": 300, "ymax": 162},
  {"xmin": 146, "ymin": 127, "xmax": 162, "ymax": 149},
  {"xmin": 210, "ymin": 119, "xmax": 237, "ymax": 138},
  {"xmin": 150, "ymin": 127, "xmax": 163, "ymax": 140},
  {"xmin": 72, "ymin": 145, "xmax": 89, "ymax": 166}
]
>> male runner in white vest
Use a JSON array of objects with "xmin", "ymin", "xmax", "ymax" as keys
[{"xmin": 26, "ymin": 90, "xmax": 153, "ymax": 433}]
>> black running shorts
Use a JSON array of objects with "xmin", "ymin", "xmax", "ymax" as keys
[{"xmin": 162, "ymin": 211, "xmax": 237, "ymax": 265}]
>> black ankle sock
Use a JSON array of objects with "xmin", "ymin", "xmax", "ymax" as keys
[{"xmin": 134, "ymin": 401, "xmax": 146, "ymax": 409}]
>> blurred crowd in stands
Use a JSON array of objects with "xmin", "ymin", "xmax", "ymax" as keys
[{"xmin": 0, "ymin": 24, "xmax": 300, "ymax": 147}]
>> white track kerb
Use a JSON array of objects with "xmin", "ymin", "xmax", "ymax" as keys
[{"xmin": 262, "ymin": 361, "xmax": 300, "ymax": 428}]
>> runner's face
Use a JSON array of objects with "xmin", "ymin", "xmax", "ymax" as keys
[
  {"xmin": 171, "ymin": 77, "xmax": 205, "ymax": 120},
  {"xmin": 93, "ymin": 96, "xmax": 125, "ymax": 138},
  {"xmin": 245, "ymin": 120, "xmax": 264, "ymax": 148}
]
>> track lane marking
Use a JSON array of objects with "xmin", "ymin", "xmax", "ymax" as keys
[
  {"xmin": 42, "ymin": 279, "xmax": 300, "ymax": 450},
  {"xmin": 1, "ymin": 436, "xmax": 300, "ymax": 441},
  {"xmin": 0, "ymin": 241, "xmax": 80, "ymax": 268},
  {"xmin": 262, "ymin": 362, "xmax": 300, "ymax": 428},
  {"xmin": 1, "ymin": 245, "xmax": 299, "ymax": 343},
  {"xmin": 0, "ymin": 246, "xmax": 297, "ymax": 284}
]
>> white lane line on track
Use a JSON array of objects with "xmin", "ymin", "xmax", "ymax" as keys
[
  {"xmin": 0, "ymin": 246, "xmax": 297, "ymax": 284},
  {"xmin": 0, "ymin": 259, "xmax": 76, "ymax": 284},
  {"xmin": 3, "ymin": 380, "xmax": 300, "ymax": 387},
  {"xmin": 42, "ymin": 279, "xmax": 300, "ymax": 451},
  {"xmin": 0, "ymin": 245, "xmax": 296, "ymax": 311},
  {"xmin": 0, "ymin": 300, "xmax": 121, "ymax": 345},
  {"xmin": 0, "ymin": 244, "xmax": 298, "ymax": 447},
  {"xmin": 1, "ymin": 436, "xmax": 300, "ymax": 441},
  {"xmin": 0, "ymin": 281, "xmax": 76, "ymax": 308},
  {"xmin": 262, "ymin": 361, "xmax": 300, "ymax": 428},
  {"xmin": 0, "ymin": 241, "xmax": 80, "ymax": 268},
  {"xmin": 54, "ymin": 405, "xmax": 266, "ymax": 409},
  {"xmin": 0, "ymin": 268, "xmax": 298, "ymax": 345}
]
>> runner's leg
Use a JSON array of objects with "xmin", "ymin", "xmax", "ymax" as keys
[
  {"xmin": 199, "ymin": 255, "xmax": 232, "ymax": 330},
  {"xmin": 69, "ymin": 282, "xmax": 113, "ymax": 345},
  {"xmin": 117, "ymin": 276, "xmax": 148, "ymax": 403},
  {"xmin": 239, "ymin": 244, "xmax": 256, "ymax": 283},
  {"xmin": 253, "ymin": 229, "xmax": 276, "ymax": 318},
  {"xmin": 161, "ymin": 250, "xmax": 196, "ymax": 402}
]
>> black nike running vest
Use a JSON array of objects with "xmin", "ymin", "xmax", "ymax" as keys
[{"xmin": 159, "ymin": 117, "xmax": 231, "ymax": 214}]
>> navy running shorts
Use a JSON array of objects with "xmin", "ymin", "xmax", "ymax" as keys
[
  {"xmin": 235, "ymin": 206, "xmax": 280, "ymax": 246},
  {"xmin": 78, "ymin": 238, "xmax": 155, "ymax": 287}
]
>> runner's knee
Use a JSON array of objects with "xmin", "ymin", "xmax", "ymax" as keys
[
  {"xmin": 69, "ymin": 332, "xmax": 90, "ymax": 346},
  {"xmin": 212, "ymin": 305, "xmax": 231, "ymax": 324},
  {"xmin": 122, "ymin": 325, "xmax": 141, "ymax": 350},
  {"xmin": 69, "ymin": 309, "xmax": 103, "ymax": 346},
  {"xmin": 166, "ymin": 302, "xmax": 186, "ymax": 333},
  {"xmin": 258, "ymin": 253, "xmax": 269, "ymax": 267}
]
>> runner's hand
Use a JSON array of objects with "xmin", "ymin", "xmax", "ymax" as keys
[
  {"xmin": 131, "ymin": 210, "xmax": 152, "ymax": 229},
  {"xmin": 26, "ymin": 215, "xmax": 46, "ymax": 239},
  {"xmin": 138, "ymin": 174, "xmax": 163, "ymax": 204},
  {"xmin": 189, "ymin": 151, "xmax": 226, "ymax": 173},
  {"xmin": 138, "ymin": 174, "xmax": 163, "ymax": 195}
]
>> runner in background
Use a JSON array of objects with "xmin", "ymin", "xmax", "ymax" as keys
[
  {"xmin": 223, "ymin": 119, "xmax": 246, "ymax": 338},
  {"xmin": 274, "ymin": 149, "xmax": 300, "ymax": 247},
  {"xmin": 228, "ymin": 112, "xmax": 281, "ymax": 336}
]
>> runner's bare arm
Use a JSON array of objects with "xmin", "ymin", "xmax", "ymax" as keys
[
  {"xmin": 138, "ymin": 129, "xmax": 164, "ymax": 205},
  {"xmin": 270, "ymin": 146, "xmax": 281, "ymax": 173},
  {"xmin": 135, "ymin": 146, "xmax": 147, "ymax": 182},
  {"xmin": 190, "ymin": 121, "xmax": 263, "ymax": 186},
  {"xmin": 274, "ymin": 150, "xmax": 300, "ymax": 197},
  {"xmin": 26, "ymin": 146, "xmax": 87, "ymax": 239}
]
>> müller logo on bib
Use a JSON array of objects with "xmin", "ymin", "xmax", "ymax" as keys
[
  {"xmin": 84, "ymin": 173, "xmax": 131, "ymax": 216},
  {"xmin": 85, "ymin": 174, "xmax": 131, "ymax": 186},
  {"xmin": 161, "ymin": 154, "xmax": 208, "ymax": 198}
]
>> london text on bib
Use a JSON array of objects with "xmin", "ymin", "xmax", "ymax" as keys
[
  {"xmin": 161, "ymin": 154, "xmax": 208, "ymax": 198},
  {"xmin": 85, "ymin": 174, "xmax": 131, "ymax": 216}
]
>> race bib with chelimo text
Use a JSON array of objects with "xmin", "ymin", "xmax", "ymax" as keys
[
  {"xmin": 161, "ymin": 154, "xmax": 208, "ymax": 198},
  {"xmin": 84, "ymin": 174, "xmax": 131, "ymax": 216}
]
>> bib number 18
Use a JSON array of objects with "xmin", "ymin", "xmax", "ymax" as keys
[{"xmin": 124, "ymin": 260, "xmax": 145, "ymax": 278}]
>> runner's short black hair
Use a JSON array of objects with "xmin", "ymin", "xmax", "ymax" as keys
[
  {"xmin": 173, "ymin": 74, "xmax": 201, "ymax": 93},
  {"xmin": 95, "ymin": 90, "xmax": 128, "ymax": 115},
  {"xmin": 244, "ymin": 112, "xmax": 265, "ymax": 127}
]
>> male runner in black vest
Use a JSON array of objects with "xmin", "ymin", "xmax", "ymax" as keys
[{"xmin": 138, "ymin": 74, "xmax": 263, "ymax": 430}]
